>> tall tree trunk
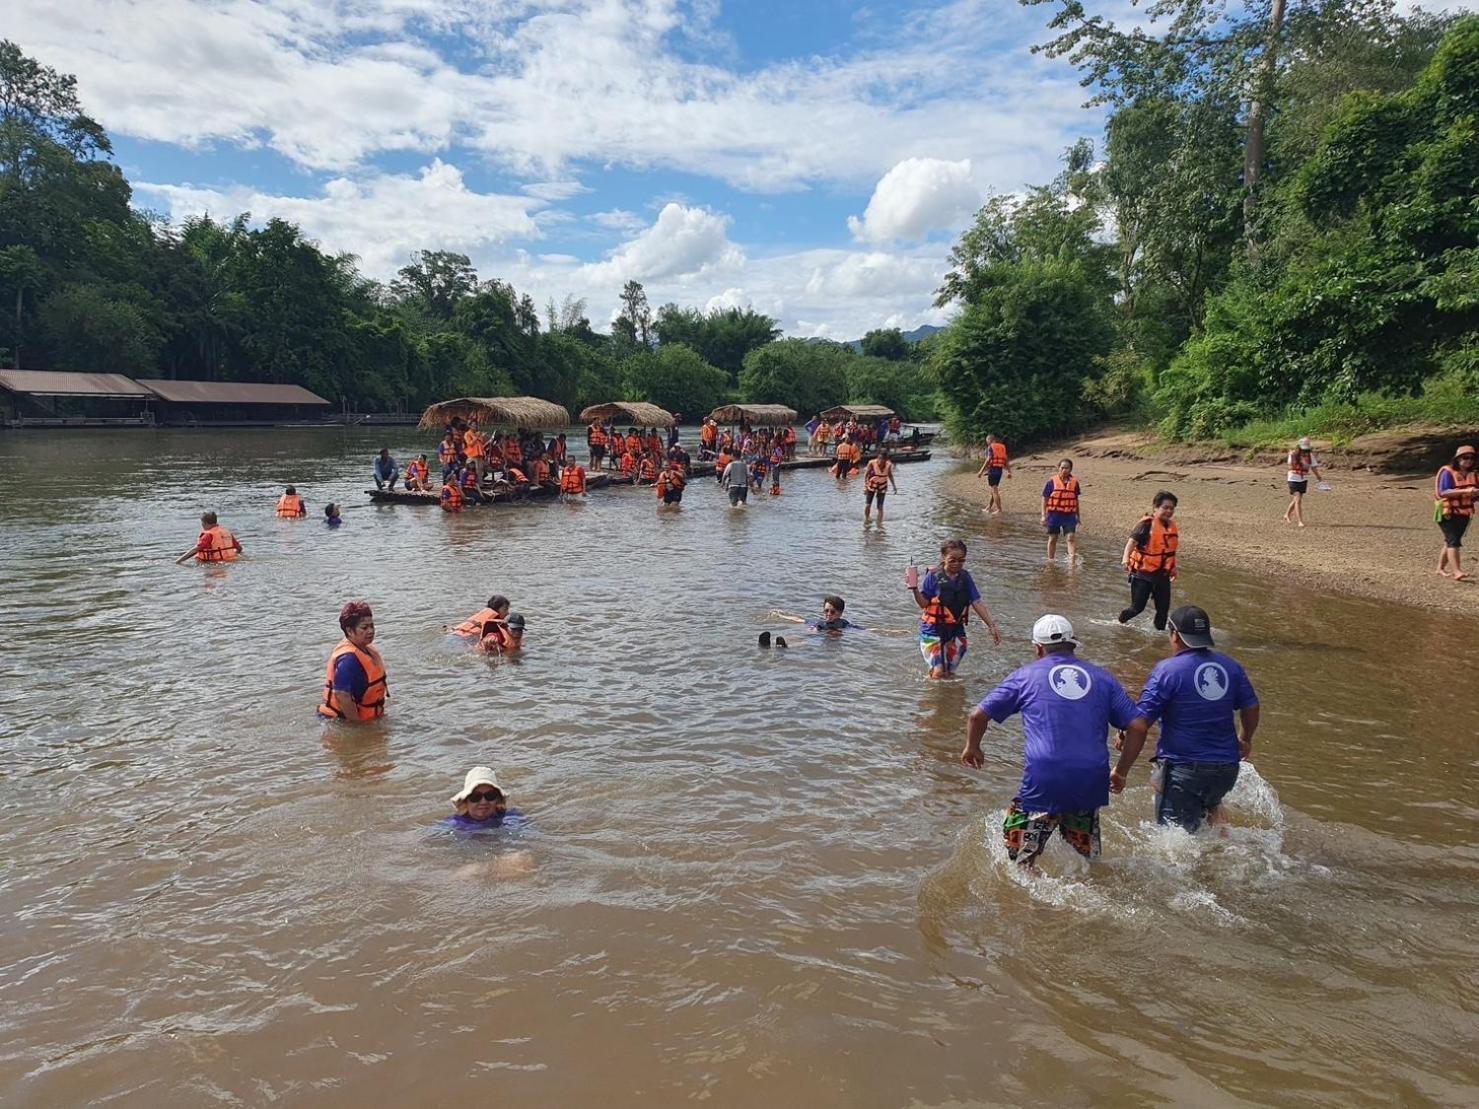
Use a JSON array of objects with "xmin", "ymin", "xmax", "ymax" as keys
[
  {"xmin": 1243, "ymin": 0, "xmax": 1287, "ymax": 259},
  {"xmin": 13, "ymin": 286, "xmax": 20, "ymax": 370}
]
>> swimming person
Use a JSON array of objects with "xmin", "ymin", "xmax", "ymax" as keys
[
  {"xmin": 963, "ymin": 615, "xmax": 1142, "ymax": 871},
  {"xmin": 1041, "ymin": 458, "xmax": 1081, "ymax": 564},
  {"xmin": 772, "ymin": 595, "xmax": 855, "ymax": 635},
  {"xmin": 1111, "ymin": 605, "xmax": 1260, "ymax": 833},
  {"xmin": 276, "ymin": 486, "xmax": 306, "ymax": 518},
  {"xmin": 324, "ymin": 503, "xmax": 342, "ymax": 527},
  {"xmin": 909, "ymin": 539, "xmax": 1002, "ymax": 679},
  {"xmin": 452, "ymin": 595, "xmax": 511, "ymax": 639},
  {"xmin": 177, "ymin": 510, "xmax": 242, "ymax": 564},
  {"xmin": 1119, "ymin": 491, "xmax": 1179, "ymax": 631},
  {"xmin": 317, "ymin": 601, "xmax": 387, "ymax": 723}
]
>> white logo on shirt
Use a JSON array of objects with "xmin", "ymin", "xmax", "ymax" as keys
[
  {"xmin": 1049, "ymin": 664, "xmax": 1092, "ymax": 701},
  {"xmin": 1194, "ymin": 662, "xmax": 1229, "ymax": 701}
]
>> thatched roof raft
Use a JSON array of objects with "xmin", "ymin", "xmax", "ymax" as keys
[
  {"xmin": 578, "ymin": 401, "xmax": 676, "ymax": 427},
  {"xmin": 708, "ymin": 403, "xmax": 798, "ymax": 425},
  {"xmin": 417, "ymin": 396, "xmax": 571, "ymax": 431},
  {"xmin": 820, "ymin": 403, "xmax": 894, "ymax": 420}
]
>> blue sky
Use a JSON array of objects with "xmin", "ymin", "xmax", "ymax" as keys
[{"xmin": 11, "ymin": 0, "xmax": 1474, "ymax": 337}]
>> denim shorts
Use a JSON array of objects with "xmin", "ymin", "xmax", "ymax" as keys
[
  {"xmin": 1045, "ymin": 512, "xmax": 1078, "ymax": 535},
  {"xmin": 1155, "ymin": 760, "xmax": 1240, "ymax": 833}
]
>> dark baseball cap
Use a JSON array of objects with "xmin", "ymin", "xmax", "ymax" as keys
[
  {"xmin": 506, "ymin": 613, "xmax": 526, "ymax": 631},
  {"xmin": 1168, "ymin": 605, "xmax": 1214, "ymax": 648}
]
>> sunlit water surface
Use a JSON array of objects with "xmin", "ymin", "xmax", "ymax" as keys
[{"xmin": 1, "ymin": 429, "xmax": 1476, "ymax": 1107}]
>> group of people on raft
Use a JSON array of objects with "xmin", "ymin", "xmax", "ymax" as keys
[{"xmin": 808, "ymin": 413, "xmax": 919, "ymax": 455}]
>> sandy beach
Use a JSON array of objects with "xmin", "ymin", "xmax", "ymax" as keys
[{"xmin": 943, "ymin": 428, "xmax": 1479, "ymax": 618}]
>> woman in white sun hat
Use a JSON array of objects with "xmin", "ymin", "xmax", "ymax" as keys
[
  {"xmin": 1283, "ymin": 436, "xmax": 1327, "ymax": 528},
  {"xmin": 442, "ymin": 767, "xmax": 526, "ymax": 834}
]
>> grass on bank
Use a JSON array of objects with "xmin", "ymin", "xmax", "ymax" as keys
[{"xmin": 1213, "ymin": 380, "xmax": 1479, "ymax": 450}]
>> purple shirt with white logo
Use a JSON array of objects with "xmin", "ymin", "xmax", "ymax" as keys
[
  {"xmin": 1136, "ymin": 649, "xmax": 1258, "ymax": 763},
  {"xmin": 979, "ymin": 654, "xmax": 1138, "ymax": 812}
]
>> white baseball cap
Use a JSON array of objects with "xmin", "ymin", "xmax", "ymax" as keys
[
  {"xmin": 1031, "ymin": 614, "xmax": 1078, "ymax": 648},
  {"xmin": 1298, "ymin": 437, "xmax": 1312, "ymax": 449}
]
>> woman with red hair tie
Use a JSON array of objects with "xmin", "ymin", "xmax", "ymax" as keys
[{"xmin": 317, "ymin": 601, "xmax": 388, "ymax": 722}]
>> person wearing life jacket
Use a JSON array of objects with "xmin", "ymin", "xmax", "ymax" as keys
[
  {"xmin": 559, "ymin": 461, "xmax": 588, "ymax": 496},
  {"xmin": 452, "ymin": 594, "xmax": 511, "ymax": 638},
  {"xmin": 589, "ymin": 424, "xmax": 608, "ymax": 469},
  {"xmin": 504, "ymin": 436, "xmax": 524, "ymax": 469},
  {"xmin": 1282, "ymin": 436, "xmax": 1326, "ymax": 528},
  {"xmin": 656, "ymin": 461, "xmax": 686, "ymax": 508},
  {"xmin": 438, "ymin": 433, "xmax": 459, "ymax": 481},
  {"xmin": 530, "ymin": 457, "xmax": 553, "ymax": 486},
  {"xmin": 318, "ymin": 601, "xmax": 387, "ymax": 722},
  {"xmin": 637, "ymin": 455, "xmax": 659, "ymax": 484},
  {"xmin": 1040, "ymin": 458, "xmax": 1083, "ymax": 564},
  {"xmin": 440, "ymin": 476, "xmax": 464, "ymax": 513},
  {"xmin": 276, "ymin": 486, "xmax": 306, "ymax": 518},
  {"xmin": 909, "ymin": 538, "xmax": 1002, "ymax": 679},
  {"xmin": 462, "ymin": 423, "xmax": 486, "ymax": 480},
  {"xmin": 714, "ymin": 447, "xmax": 733, "ymax": 483},
  {"xmin": 177, "ymin": 511, "xmax": 242, "ymax": 564},
  {"xmin": 1435, "ymin": 444, "xmax": 1478, "ymax": 581},
  {"xmin": 405, "ymin": 455, "xmax": 431, "ymax": 492},
  {"xmin": 547, "ymin": 433, "xmax": 567, "ymax": 466},
  {"xmin": 624, "ymin": 431, "xmax": 642, "ymax": 458},
  {"xmin": 479, "ymin": 612, "xmax": 525, "ymax": 655},
  {"xmin": 863, "ymin": 448, "xmax": 899, "ymax": 523},
  {"xmin": 700, "ymin": 419, "xmax": 718, "ymax": 459},
  {"xmin": 976, "ymin": 435, "xmax": 1012, "ymax": 515},
  {"xmin": 1119, "ymin": 490, "xmax": 1180, "ymax": 631},
  {"xmin": 619, "ymin": 450, "xmax": 638, "ymax": 478},
  {"xmin": 645, "ymin": 431, "xmax": 663, "ymax": 457}
]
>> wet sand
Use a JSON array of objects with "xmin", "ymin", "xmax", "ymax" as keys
[{"xmin": 944, "ymin": 429, "xmax": 1479, "ymax": 618}]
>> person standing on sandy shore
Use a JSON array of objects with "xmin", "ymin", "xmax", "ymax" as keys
[
  {"xmin": 1119, "ymin": 491, "xmax": 1179, "ymax": 631},
  {"xmin": 1434, "ymin": 444, "xmax": 1478, "ymax": 580},
  {"xmin": 977, "ymin": 435, "xmax": 1012, "ymax": 514},
  {"xmin": 1041, "ymin": 459, "xmax": 1082, "ymax": 564},
  {"xmin": 1283, "ymin": 437, "xmax": 1326, "ymax": 528}
]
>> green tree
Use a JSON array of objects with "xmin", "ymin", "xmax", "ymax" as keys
[
  {"xmin": 616, "ymin": 279, "xmax": 652, "ymax": 347},
  {"xmin": 622, "ymin": 343, "xmax": 728, "ymax": 417},
  {"xmin": 0, "ymin": 243, "xmax": 42, "ymax": 367},
  {"xmin": 860, "ymin": 327, "xmax": 910, "ymax": 361},
  {"xmin": 739, "ymin": 339, "xmax": 851, "ymax": 417},
  {"xmin": 391, "ymin": 250, "xmax": 477, "ymax": 320}
]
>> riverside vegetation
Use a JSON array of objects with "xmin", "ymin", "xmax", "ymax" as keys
[{"xmin": 3, "ymin": 4, "xmax": 1476, "ymax": 448}]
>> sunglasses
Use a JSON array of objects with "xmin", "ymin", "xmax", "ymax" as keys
[{"xmin": 467, "ymin": 791, "xmax": 503, "ymax": 803}]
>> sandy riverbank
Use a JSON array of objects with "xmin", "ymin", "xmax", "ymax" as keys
[{"xmin": 941, "ymin": 429, "xmax": 1479, "ymax": 618}]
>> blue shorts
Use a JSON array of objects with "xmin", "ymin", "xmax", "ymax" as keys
[
  {"xmin": 987, "ymin": 467, "xmax": 1003, "ymax": 487},
  {"xmin": 1045, "ymin": 512, "xmax": 1078, "ymax": 535},
  {"xmin": 1156, "ymin": 760, "xmax": 1239, "ymax": 833}
]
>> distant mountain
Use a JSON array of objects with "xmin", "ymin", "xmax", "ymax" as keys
[{"xmin": 835, "ymin": 323, "xmax": 944, "ymax": 352}]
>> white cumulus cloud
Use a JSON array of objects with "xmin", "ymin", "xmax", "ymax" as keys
[
  {"xmin": 584, "ymin": 202, "xmax": 743, "ymax": 282},
  {"xmin": 847, "ymin": 157, "xmax": 981, "ymax": 244}
]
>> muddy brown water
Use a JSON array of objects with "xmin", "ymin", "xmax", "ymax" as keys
[{"xmin": 1, "ymin": 429, "xmax": 1476, "ymax": 1107}]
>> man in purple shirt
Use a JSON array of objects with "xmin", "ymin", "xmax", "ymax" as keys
[
  {"xmin": 964, "ymin": 615, "xmax": 1145, "ymax": 869},
  {"xmin": 1112, "ymin": 605, "xmax": 1260, "ymax": 832}
]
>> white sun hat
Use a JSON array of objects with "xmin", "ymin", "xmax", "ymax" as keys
[
  {"xmin": 1298, "ymin": 436, "xmax": 1312, "ymax": 449},
  {"xmin": 451, "ymin": 766, "xmax": 503, "ymax": 804},
  {"xmin": 1031, "ymin": 614, "xmax": 1079, "ymax": 648}
]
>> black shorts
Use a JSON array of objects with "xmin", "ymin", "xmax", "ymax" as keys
[
  {"xmin": 987, "ymin": 467, "xmax": 1003, "ymax": 487},
  {"xmin": 728, "ymin": 486, "xmax": 748, "ymax": 505},
  {"xmin": 1439, "ymin": 515, "xmax": 1470, "ymax": 548},
  {"xmin": 1287, "ymin": 479, "xmax": 1308, "ymax": 495},
  {"xmin": 865, "ymin": 488, "xmax": 886, "ymax": 506},
  {"xmin": 663, "ymin": 489, "xmax": 683, "ymax": 505}
]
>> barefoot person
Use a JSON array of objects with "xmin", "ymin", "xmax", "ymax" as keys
[
  {"xmin": 909, "ymin": 539, "xmax": 1002, "ymax": 679},
  {"xmin": 722, "ymin": 453, "xmax": 751, "ymax": 507},
  {"xmin": 976, "ymin": 435, "xmax": 1012, "ymax": 514},
  {"xmin": 1041, "ymin": 459, "xmax": 1082, "ymax": 564},
  {"xmin": 863, "ymin": 448, "xmax": 898, "ymax": 523},
  {"xmin": 317, "ymin": 601, "xmax": 387, "ymax": 723},
  {"xmin": 963, "ymin": 615, "xmax": 1143, "ymax": 871},
  {"xmin": 1111, "ymin": 605, "xmax": 1259, "ymax": 833},
  {"xmin": 1435, "ymin": 444, "xmax": 1478, "ymax": 581},
  {"xmin": 1283, "ymin": 437, "xmax": 1325, "ymax": 527},
  {"xmin": 1119, "ymin": 491, "xmax": 1178, "ymax": 631}
]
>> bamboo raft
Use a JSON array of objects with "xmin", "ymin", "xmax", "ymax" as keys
[{"xmin": 365, "ymin": 449, "xmax": 932, "ymax": 506}]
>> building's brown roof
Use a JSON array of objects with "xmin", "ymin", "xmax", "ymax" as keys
[
  {"xmin": 708, "ymin": 403, "xmax": 798, "ymax": 425},
  {"xmin": 0, "ymin": 369, "xmax": 154, "ymax": 398},
  {"xmin": 820, "ymin": 404, "xmax": 895, "ymax": 421},
  {"xmin": 417, "ymin": 396, "xmax": 571, "ymax": 431},
  {"xmin": 136, "ymin": 380, "xmax": 331, "ymax": 405},
  {"xmin": 578, "ymin": 401, "xmax": 676, "ymax": 427}
]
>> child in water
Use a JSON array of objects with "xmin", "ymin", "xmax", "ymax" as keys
[{"xmin": 324, "ymin": 503, "xmax": 342, "ymax": 527}]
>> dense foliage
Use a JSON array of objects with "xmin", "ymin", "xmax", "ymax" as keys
[
  {"xmin": 931, "ymin": 4, "xmax": 1477, "ymax": 446},
  {"xmin": 0, "ymin": 41, "xmax": 936, "ymax": 420}
]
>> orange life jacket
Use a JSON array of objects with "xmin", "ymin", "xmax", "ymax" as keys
[
  {"xmin": 441, "ymin": 483, "xmax": 464, "ymax": 512},
  {"xmin": 1435, "ymin": 465, "xmax": 1478, "ymax": 519},
  {"xmin": 410, "ymin": 460, "xmax": 428, "ymax": 481},
  {"xmin": 463, "ymin": 431, "xmax": 485, "ymax": 460},
  {"xmin": 701, "ymin": 424, "xmax": 717, "ymax": 445},
  {"xmin": 196, "ymin": 525, "xmax": 239, "ymax": 562},
  {"xmin": 620, "ymin": 453, "xmax": 637, "ymax": 474},
  {"xmin": 646, "ymin": 434, "xmax": 662, "ymax": 455},
  {"xmin": 864, "ymin": 459, "xmax": 892, "ymax": 492},
  {"xmin": 317, "ymin": 639, "xmax": 387, "ymax": 721},
  {"xmin": 453, "ymin": 607, "xmax": 498, "ymax": 637},
  {"xmin": 588, "ymin": 423, "xmax": 606, "ymax": 446},
  {"xmin": 276, "ymin": 495, "xmax": 304, "ymax": 518},
  {"xmin": 532, "ymin": 459, "xmax": 551, "ymax": 483},
  {"xmin": 505, "ymin": 441, "xmax": 523, "ymax": 465},
  {"xmin": 1288, "ymin": 449, "xmax": 1311, "ymax": 477},
  {"xmin": 460, "ymin": 468, "xmax": 480, "ymax": 490},
  {"xmin": 988, "ymin": 442, "xmax": 1008, "ymax": 468},
  {"xmin": 560, "ymin": 465, "xmax": 587, "ymax": 494},
  {"xmin": 438, "ymin": 440, "xmax": 457, "ymax": 464},
  {"xmin": 505, "ymin": 466, "xmax": 527, "ymax": 483},
  {"xmin": 477, "ymin": 624, "xmax": 513, "ymax": 654},
  {"xmin": 638, "ymin": 457, "xmax": 658, "ymax": 482},
  {"xmin": 1044, "ymin": 474, "xmax": 1080, "ymax": 515},
  {"xmin": 1127, "ymin": 516, "xmax": 1179, "ymax": 576},
  {"xmin": 625, "ymin": 434, "xmax": 641, "ymax": 456},
  {"xmin": 716, "ymin": 451, "xmax": 732, "ymax": 472}
]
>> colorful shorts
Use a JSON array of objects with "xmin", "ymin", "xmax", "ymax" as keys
[
  {"xmin": 1003, "ymin": 800, "xmax": 1101, "ymax": 866},
  {"xmin": 919, "ymin": 632, "xmax": 967, "ymax": 673}
]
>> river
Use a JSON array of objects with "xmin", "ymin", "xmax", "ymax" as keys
[{"xmin": 1, "ymin": 428, "xmax": 1475, "ymax": 1107}]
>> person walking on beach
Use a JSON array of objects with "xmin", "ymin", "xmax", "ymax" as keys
[
  {"xmin": 318, "ymin": 601, "xmax": 387, "ymax": 723},
  {"xmin": 909, "ymin": 539, "xmax": 1002, "ymax": 679},
  {"xmin": 1111, "ymin": 605, "xmax": 1259, "ymax": 833},
  {"xmin": 1041, "ymin": 458, "xmax": 1082, "ymax": 563},
  {"xmin": 977, "ymin": 435, "xmax": 1012, "ymax": 514},
  {"xmin": 963, "ymin": 615, "xmax": 1142, "ymax": 871},
  {"xmin": 863, "ymin": 448, "xmax": 898, "ymax": 523},
  {"xmin": 1435, "ymin": 444, "xmax": 1478, "ymax": 581},
  {"xmin": 373, "ymin": 448, "xmax": 399, "ymax": 491},
  {"xmin": 1283, "ymin": 437, "xmax": 1326, "ymax": 528},
  {"xmin": 1119, "ymin": 491, "xmax": 1179, "ymax": 631}
]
